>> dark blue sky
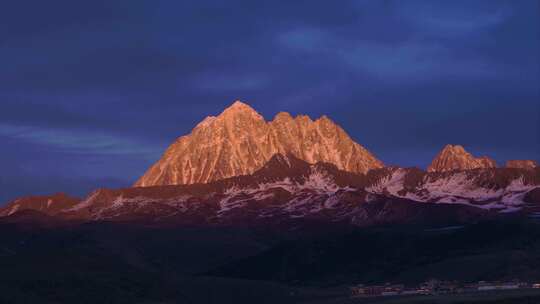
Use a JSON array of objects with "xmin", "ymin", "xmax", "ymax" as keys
[{"xmin": 1, "ymin": 0, "xmax": 539, "ymax": 204}]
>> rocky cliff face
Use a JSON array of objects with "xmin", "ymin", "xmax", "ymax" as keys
[
  {"xmin": 134, "ymin": 101, "xmax": 383, "ymax": 186},
  {"xmin": 506, "ymin": 160, "xmax": 538, "ymax": 169},
  {"xmin": 427, "ymin": 144, "xmax": 497, "ymax": 172}
]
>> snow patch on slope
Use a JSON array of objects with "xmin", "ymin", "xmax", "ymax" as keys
[
  {"xmin": 367, "ymin": 170, "xmax": 537, "ymax": 213},
  {"xmin": 68, "ymin": 190, "xmax": 102, "ymax": 211},
  {"xmin": 366, "ymin": 169, "xmax": 407, "ymax": 195},
  {"xmin": 8, "ymin": 204, "xmax": 20, "ymax": 216},
  {"xmin": 218, "ymin": 167, "xmax": 354, "ymax": 216}
]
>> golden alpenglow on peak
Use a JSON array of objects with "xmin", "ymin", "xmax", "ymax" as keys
[
  {"xmin": 221, "ymin": 100, "xmax": 259, "ymax": 115},
  {"xmin": 506, "ymin": 160, "xmax": 538, "ymax": 169},
  {"xmin": 428, "ymin": 144, "xmax": 497, "ymax": 172},
  {"xmin": 134, "ymin": 101, "xmax": 384, "ymax": 186},
  {"xmin": 228, "ymin": 100, "xmax": 252, "ymax": 109},
  {"xmin": 273, "ymin": 111, "xmax": 293, "ymax": 121},
  {"xmin": 216, "ymin": 100, "xmax": 264, "ymax": 123}
]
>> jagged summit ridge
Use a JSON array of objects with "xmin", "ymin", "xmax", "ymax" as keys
[
  {"xmin": 135, "ymin": 101, "xmax": 383, "ymax": 186},
  {"xmin": 428, "ymin": 144, "xmax": 497, "ymax": 172}
]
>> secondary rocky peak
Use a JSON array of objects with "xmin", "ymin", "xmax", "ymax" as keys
[
  {"xmin": 477, "ymin": 156, "xmax": 497, "ymax": 168},
  {"xmin": 134, "ymin": 101, "xmax": 383, "ymax": 186},
  {"xmin": 273, "ymin": 111, "xmax": 294, "ymax": 122},
  {"xmin": 295, "ymin": 114, "xmax": 314, "ymax": 124},
  {"xmin": 316, "ymin": 114, "xmax": 332, "ymax": 123},
  {"xmin": 428, "ymin": 145, "xmax": 497, "ymax": 172},
  {"xmin": 435, "ymin": 144, "xmax": 468, "ymax": 156},
  {"xmin": 506, "ymin": 160, "xmax": 538, "ymax": 169}
]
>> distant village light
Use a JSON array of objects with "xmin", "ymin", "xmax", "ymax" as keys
[{"xmin": 350, "ymin": 279, "xmax": 533, "ymax": 298}]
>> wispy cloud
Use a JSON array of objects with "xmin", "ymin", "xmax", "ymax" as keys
[
  {"xmin": 340, "ymin": 42, "xmax": 495, "ymax": 81},
  {"xmin": 276, "ymin": 27, "xmax": 496, "ymax": 82},
  {"xmin": 0, "ymin": 124, "xmax": 161, "ymax": 159},
  {"xmin": 396, "ymin": 1, "xmax": 511, "ymax": 36}
]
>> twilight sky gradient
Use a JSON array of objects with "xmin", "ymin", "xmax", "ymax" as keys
[{"xmin": 1, "ymin": 0, "xmax": 539, "ymax": 204}]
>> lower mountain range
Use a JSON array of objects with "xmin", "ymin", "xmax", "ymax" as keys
[{"xmin": 1, "ymin": 153, "xmax": 539, "ymax": 227}]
